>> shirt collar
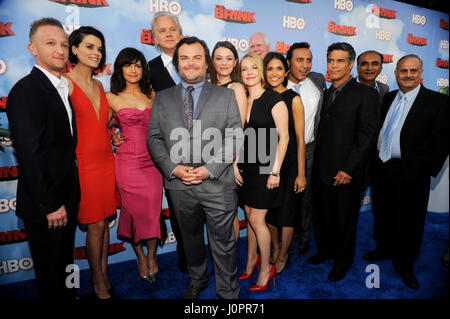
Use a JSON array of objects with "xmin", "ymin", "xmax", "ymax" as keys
[
  {"xmin": 356, "ymin": 76, "xmax": 379, "ymax": 91},
  {"xmin": 35, "ymin": 64, "xmax": 68, "ymax": 90},
  {"xmin": 333, "ymin": 76, "xmax": 352, "ymax": 92},
  {"xmin": 398, "ymin": 84, "xmax": 421, "ymax": 102},
  {"xmin": 181, "ymin": 79, "xmax": 205, "ymax": 91},
  {"xmin": 160, "ymin": 52, "xmax": 173, "ymax": 68}
]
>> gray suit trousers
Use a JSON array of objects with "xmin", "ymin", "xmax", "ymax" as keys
[{"xmin": 167, "ymin": 188, "xmax": 240, "ymax": 299}]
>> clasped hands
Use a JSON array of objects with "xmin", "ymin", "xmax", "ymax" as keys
[{"xmin": 174, "ymin": 165, "xmax": 210, "ymax": 185}]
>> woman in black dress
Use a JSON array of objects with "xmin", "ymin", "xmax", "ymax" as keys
[
  {"xmin": 264, "ymin": 52, "xmax": 306, "ymax": 275},
  {"xmin": 235, "ymin": 53, "xmax": 289, "ymax": 292}
]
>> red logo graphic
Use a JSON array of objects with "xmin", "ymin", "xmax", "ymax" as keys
[
  {"xmin": 214, "ymin": 5, "xmax": 256, "ymax": 24},
  {"xmin": 286, "ymin": 0, "xmax": 311, "ymax": 3},
  {"xmin": 0, "ymin": 96, "xmax": 7, "ymax": 111},
  {"xmin": 436, "ymin": 58, "xmax": 449, "ymax": 69},
  {"xmin": 239, "ymin": 219, "xmax": 247, "ymax": 230},
  {"xmin": 141, "ymin": 29, "xmax": 155, "ymax": 46},
  {"xmin": 407, "ymin": 33, "xmax": 427, "ymax": 46},
  {"xmin": 75, "ymin": 242, "xmax": 126, "ymax": 259},
  {"xmin": 161, "ymin": 207, "xmax": 170, "ymax": 219},
  {"xmin": 49, "ymin": 0, "xmax": 109, "ymax": 7},
  {"xmin": 275, "ymin": 41, "xmax": 291, "ymax": 55},
  {"xmin": 382, "ymin": 54, "xmax": 393, "ymax": 64},
  {"xmin": 0, "ymin": 22, "xmax": 15, "ymax": 37},
  {"xmin": 0, "ymin": 229, "xmax": 27, "ymax": 246},
  {"xmin": 371, "ymin": 5, "xmax": 396, "ymax": 19},
  {"xmin": 328, "ymin": 21, "xmax": 356, "ymax": 36},
  {"xmin": 0, "ymin": 166, "xmax": 18, "ymax": 181},
  {"xmin": 440, "ymin": 19, "xmax": 449, "ymax": 30}
]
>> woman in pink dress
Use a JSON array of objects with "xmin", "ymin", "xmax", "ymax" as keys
[{"xmin": 106, "ymin": 48, "xmax": 163, "ymax": 282}]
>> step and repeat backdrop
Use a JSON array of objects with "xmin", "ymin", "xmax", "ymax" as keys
[{"xmin": 0, "ymin": 0, "xmax": 448, "ymax": 285}]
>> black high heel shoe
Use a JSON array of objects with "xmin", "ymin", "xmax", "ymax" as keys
[{"xmin": 275, "ymin": 254, "xmax": 291, "ymax": 275}]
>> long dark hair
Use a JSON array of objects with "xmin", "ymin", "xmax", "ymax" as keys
[
  {"xmin": 110, "ymin": 47, "xmax": 152, "ymax": 98},
  {"xmin": 69, "ymin": 26, "xmax": 106, "ymax": 72},
  {"xmin": 210, "ymin": 41, "xmax": 240, "ymax": 85}
]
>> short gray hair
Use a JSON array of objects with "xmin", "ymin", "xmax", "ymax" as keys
[
  {"xmin": 250, "ymin": 32, "xmax": 269, "ymax": 46},
  {"xmin": 151, "ymin": 11, "xmax": 182, "ymax": 50},
  {"xmin": 396, "ymin": 54, "xmax": 423, "ymax": 71}
]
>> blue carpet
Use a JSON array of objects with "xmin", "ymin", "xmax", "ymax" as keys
[{"xmin": 0, "ymin": 210, "xmax": 448, "ymax": 299}]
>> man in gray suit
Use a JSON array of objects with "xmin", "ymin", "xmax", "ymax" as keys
[
  {"xmin": 356, "ymin": 50, "xmax": 390, "ymax": 102},
  {"xmin": 147, "ymin": 37, "xmax": 242, "ymax": 299},
  {"xmin": 286, "ymin": 42, "xmax": 326, "ymax": 257}
]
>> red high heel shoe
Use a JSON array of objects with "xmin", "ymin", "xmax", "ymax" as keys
[
  {"xmin": 249, "ymin": 265, "xmax": 276, "ymax": 292},
  {"xmin": 238, "ymin": 255, "xmax": 261, "ymax": 280}
]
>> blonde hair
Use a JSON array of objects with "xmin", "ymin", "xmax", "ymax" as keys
[{"xmin": 240, "ymin": 53, "xmax": 265, "ymax": 88}]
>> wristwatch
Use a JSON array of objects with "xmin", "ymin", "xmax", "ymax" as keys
[{"xmin": 270, "ymin": 172, "xmax": 280, "ymax": 177}]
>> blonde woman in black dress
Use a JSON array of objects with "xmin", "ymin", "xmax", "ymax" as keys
[{"xmin": 235, "ymin": 53, "xmax": 289, "ymax": 292}]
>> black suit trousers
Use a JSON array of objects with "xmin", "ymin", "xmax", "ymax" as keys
[
  {"xmin": 371, "ymin": 158, "xmax": 430, "ymax": 273},
  {"xmin": 23, "ymin": 212, "xmax": 77, "ymax": 299},
  {"xmin": 313, "ymin": 180, "xmax": 365, "ymax": 271}
]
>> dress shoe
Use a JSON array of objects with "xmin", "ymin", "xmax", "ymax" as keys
[
  {"xmin": 297, "ymin": 242, "xmax": 310, "ymax": 257},
  {"xmin": 399, "ymin": 272, "xmax": 419, "ymax": 290},
  {"xmin": 306, "ymin": 254, "xmax": 327, "ymax": 265},
  {"xmin": 328, "ymin": 268, "xmax": 346, "ymax": 282},
  {"xmin": 249, "ymin": 265, "xmax": 276, "ymax": 292},
  {"xmin": 182, "ymin": 283, "xmax": 209, "ymax": 299},
  {"xmin": 363, "ymin": 249, "xmax": 391, "ymax": 261},
  {"xmin": 239, "ymin": 255, "xmax": 261, "ymax": 280}
]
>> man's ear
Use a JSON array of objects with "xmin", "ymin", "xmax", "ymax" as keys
[{"xmin": 27, "ymin": 42, "xmax": 37, "ymax": 57}]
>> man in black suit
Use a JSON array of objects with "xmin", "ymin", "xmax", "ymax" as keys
[
  {"xmin": 148, "ymin": 11, "xmax": 188, "ymax": 273},
  {"xmin": 307, "ymin": 42, "xmax": 379, "ymax": 282},
  {"xmin": 6, "ymin": 17, "xmax": 80, "ymax": 299},
  {"xmin": 285, "ymin": 42, "xmax": 326, "ymax": 257},
  {"xmin": 363, "ymin": 54, "xmax": 448, "ymax": 289},
  {"xmin": 148, "ymin": 11, "xmax": 183, "ymax": 92},
  {"xmin": 356, "ymin": 50, "xmax": 390, "ymax": 102}
]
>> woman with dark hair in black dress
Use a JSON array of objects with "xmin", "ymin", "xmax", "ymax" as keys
[{"xmin": 264, "ymin": 52, "xmax": 306, "ymax": 275}]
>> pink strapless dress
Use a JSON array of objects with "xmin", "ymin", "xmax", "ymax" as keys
[{"xmin": 115, "ymin": 108, "xmax": 163, "ymax": 243}]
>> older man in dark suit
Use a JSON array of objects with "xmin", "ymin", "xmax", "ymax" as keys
[
  {"xmin": 147, "ymin": 37, "xmax": 243, "ymax": 299},
  {"xmin": 6, "ymin": 17, "xmax": 80, "ymax": 299},
  {"xmin": 307, "ymin": 42, "xmax": 380, "ymax": 282},
  {"xmin": 364, "ymin": 54, "xmax": 448, "ymax": 289},
  {"xmin": 146, "ymin": 11, "xmax": 188, "ymax": 273}
]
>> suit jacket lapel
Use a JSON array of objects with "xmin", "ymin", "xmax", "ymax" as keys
[
  {"xmin": 193, "ymin": 81, "xmax": 212, "ymax": 120},
  {"xmin": 32, "ymin": 67, "xmax": 74, "ymax": 138},
  {"xmin": 400, "ymin": 86, "xmax": 426, "ymax": 142},
  {"xmin": 175, "ymin": 84, "xmax": 189, "ymax": 128}
]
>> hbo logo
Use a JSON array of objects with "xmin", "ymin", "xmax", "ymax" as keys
[
  {"xmin": 335, "ymin": 0, "xmax": 353, "ymax": 11},
  {"xmin": 412, "ymin": 14, "xmax": 426, "ymax": 25}
]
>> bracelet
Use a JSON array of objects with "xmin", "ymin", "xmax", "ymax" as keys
[{"xmin": 270, "ymin": 172, "xmax": 280, "ymax": 177}]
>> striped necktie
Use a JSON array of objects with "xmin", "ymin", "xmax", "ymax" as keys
[
  {"xmin": 378, "ymin": 95, "xmax": 407, "ymax": 162},
  {"xmin": 184, "ymin": 86, "xmax": 194, "ymax": 129}
]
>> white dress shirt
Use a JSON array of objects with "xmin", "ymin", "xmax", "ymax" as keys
[
  {"xmin": 160, "ymin": 52, "xmax": 180, "ymax": 84},
  {"xmin": 287, "ymin": 78, "xmax": 321, "ymax": 144},
  {"xmin": 35, "ymin": 65, "xmax": 73, "ymax": 135}
]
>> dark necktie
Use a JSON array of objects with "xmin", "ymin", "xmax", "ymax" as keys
[
  {"xmin": 329, "ymin": 86, "xmax": 338, "ymax": 106},
  {"xmin": 184, "ymin": 86, "xmax": 194, "ymax": 129}
]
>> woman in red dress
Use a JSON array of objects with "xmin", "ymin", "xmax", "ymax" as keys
[{"xmin": 65, "ymin": 27, "xmax": 116, "ymax": 299}]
